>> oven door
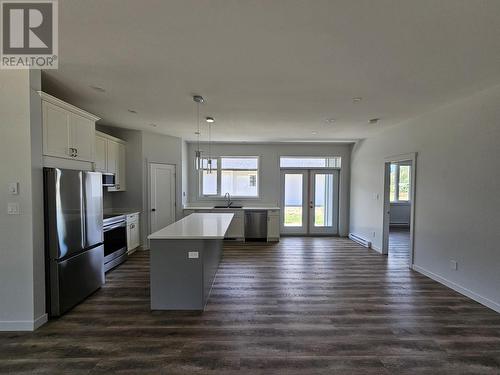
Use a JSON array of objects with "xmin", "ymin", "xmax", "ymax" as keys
[{"xmin": 103, "ymin": 222, "xmax": 127, "ymax": 264}]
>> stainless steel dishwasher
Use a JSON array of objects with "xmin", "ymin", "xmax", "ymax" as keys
[{"xmin": 245, "ymin": 210, "xmax": 268, "ymax": 241}]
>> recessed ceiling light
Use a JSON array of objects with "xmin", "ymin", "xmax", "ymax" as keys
[
  {"xmin": 369, "ymin": 118, "xmax": 380, "ymax": 124},
  {"xmin": 352, "ymin": 97, "xmax": 363, "ymax": 103},
  {"xmin": 325, "ymin": 118, "xmax": 336, "ymax": 124},
  {"xmin": 128, "ymin": 109, "xmax": 137, "ymax": 114},
  {"xmin": 90, "ymin": 85, "xmax": 106, "ymax": 93},
  {"xmin": 205, "ymin": 117, "xmax": 215, "ymax": 123}
]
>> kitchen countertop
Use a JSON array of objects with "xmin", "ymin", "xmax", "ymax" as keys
[
  {"xmin": 148, "ymin": 213, "xmax": 234, "ymax": 240},
  {"xmin": 104, "ymin": 209, "xmax": 141, "ymax": 216},
  {"xmin": 184, "ymin": 205, "xmax": 280, "ymax": 211}
]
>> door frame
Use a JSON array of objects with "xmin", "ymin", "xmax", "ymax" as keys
[
  {"xmin": 382, "ymin": 152, "xmax": 417, "ymax": 267},
  {"xmin": 148, "ymin": 162, "xmax": 176, "ymax": 247},
  {"xmin": 280, "ymin": 169, "xmax": 339, "ymax": 236}
]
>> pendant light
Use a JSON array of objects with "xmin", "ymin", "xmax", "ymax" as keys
[
  {"xmin": 193, "ymin": 95, "xmax": 204, "ymax": 170},
  {"xmin": 206, "ymin": 117, "xmax": 215, "ymax": 173}
]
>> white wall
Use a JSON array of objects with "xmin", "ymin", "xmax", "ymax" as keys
[
  {"xmin": 187, "ymin": 142, "xmax": 352, "ymax": 236},
  {"xmin": 350, "ymin": 84, "xmax": 500, "ymax": 312},
  {"xmin": 0, "ymin": 70, "xmax": 46, "ymax": 330}
]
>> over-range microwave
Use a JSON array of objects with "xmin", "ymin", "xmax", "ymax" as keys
[{"xmin": 102, "ymin": 173, "xmax": 116, "ymax": 187}]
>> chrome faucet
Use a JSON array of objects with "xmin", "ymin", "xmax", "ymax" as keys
[{"xmin": 224, "ymin": 192, "xmax": 232, "ymax": 207}]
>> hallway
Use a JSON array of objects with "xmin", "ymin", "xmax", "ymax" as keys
[{"xmin": 389, "ymin": 227, "xmax": 411, "ymax": 264}]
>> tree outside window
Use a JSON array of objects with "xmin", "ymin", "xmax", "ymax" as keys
[{"xmin": 390, "ymin": 162, "xmax": 411, "ymax": 202}]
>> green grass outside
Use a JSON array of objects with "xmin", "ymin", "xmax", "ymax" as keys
[{"xmin": 284, "ymin": 206, "xmax": 325, "ymax": 227}]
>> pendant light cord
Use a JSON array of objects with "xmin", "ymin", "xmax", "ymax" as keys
[{"xmin": 197, "ymin": 102, "xmax": 200, "ymax": 152}]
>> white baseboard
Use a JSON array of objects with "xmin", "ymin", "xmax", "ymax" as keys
[
  {"xmin": 412, "ymin": 265, "xmax": 500, "ymax": 314},
  {"xmin": 371, "ymin": 244, "xmax": 382, "ymax": 253},
  {"xmin": 0, "ymin": 313, "xmax": 48, "ymax": 331}
]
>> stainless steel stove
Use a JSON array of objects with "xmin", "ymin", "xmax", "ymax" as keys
[{"xmin": 103, "ymin": 214, "xmax": 127, "ymax": 272}]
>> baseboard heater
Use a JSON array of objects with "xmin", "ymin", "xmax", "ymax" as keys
[{"xmin": 349, "ymin": 233, "xmax": 372, "ymax": 248}]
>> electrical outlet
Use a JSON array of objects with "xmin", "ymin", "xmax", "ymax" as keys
[
  {"xmin": 450, "ymin": 260, "xmax": 458, "ymax": 271},
  {"xmin": 188, "ymin": 251, "xmax": 199, "ymax": 259},
  {"xmin": 7, "ymin": 202, "xmax": 19, "ymax": 215}
]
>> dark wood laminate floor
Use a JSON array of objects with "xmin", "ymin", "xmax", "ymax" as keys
[
  {"xmin": 389, "ymin": 227, "xmax": 411, "ymax": 264},
  {"xmin": 1, "ymin": 237, "xmax": 500, "ymax": 374}
]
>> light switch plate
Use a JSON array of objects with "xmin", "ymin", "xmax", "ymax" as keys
[
  {"xmin": 8, "ymin": 182, "xmax": 19, "ymax": 195},
  {"xmin": 450, "ymin": 260, "xmax": 458, "ymax": 270},
  {"xmin": 7, "ymin": 202, "xmax": 19, "ymax": 215},
  {"xmin": 188, "ymin": 251, "xmax": 199, "ymax": 259}
]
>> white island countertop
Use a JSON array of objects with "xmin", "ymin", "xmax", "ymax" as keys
[{"xmin": 148, "ymin": 213, "xmax": 234, "ymax": 240}]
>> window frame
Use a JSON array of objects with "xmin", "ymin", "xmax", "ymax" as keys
[
  {"xmin": 390, "ymin": 162, "xmax": 411, "ymax": 203},
  {"xmin": 279, "ymin": 156, "xmax": 342, "ymax": 169},
  {"xmin": 199, "ymin": 155, "xmax": 261, "ymax": 199}
]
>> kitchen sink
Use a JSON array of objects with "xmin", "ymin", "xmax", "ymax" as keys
[{"xmin": 214, "ymin": 205, "xmax": 243, "ymax": 209}]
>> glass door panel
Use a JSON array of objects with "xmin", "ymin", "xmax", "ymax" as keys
[
  {"xmin": 309, "ymin": 170, "xmax": 339, "ymax": 235},
  {"xmin": 281, "ymin": 170, "xmax": 307, "ymax": 234}
]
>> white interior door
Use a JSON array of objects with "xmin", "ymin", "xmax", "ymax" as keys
[
  {"xmin": 280, "ymin": 169, "xmax": 339, "ymax": 235},
  {"xmin": 149, "ymin": 163, "xmax": 176, "ymax": 234}
]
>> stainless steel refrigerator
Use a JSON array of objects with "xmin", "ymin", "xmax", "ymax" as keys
[{"xmin": 44, "ymin": 168, "xmax": 105, "ymax": 317}]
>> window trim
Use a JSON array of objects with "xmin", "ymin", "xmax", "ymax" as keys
[
  {"xmin": 199, "ymin": 155, "xmax": 261, "ymax": 199},
  {"xmin": 390, "ymin": 162, "xmax": 411, "ymax": 203}
]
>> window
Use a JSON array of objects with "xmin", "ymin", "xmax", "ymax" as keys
[
  {"xmin": 390, "ymin": 162, "xmax": 411, "ymax": 202},
  {"xmin": 200, "ymin": 156, "xmax": 259, "ymax": 197},
  {"xmin": 280, "ymin": 156, "xmax": 341, "ymax": 168},
  {"xmin": 201, "ymin": 159, "xmax": 218, "ymax": 196}
]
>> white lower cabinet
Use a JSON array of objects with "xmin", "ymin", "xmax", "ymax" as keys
[
  {"xmin": 267, "ymin": 210, "xmax": 280, "ymax": 241},
  {"xmin": 127, "ymin": 213, "xmax": 140, "ymax": 253}
]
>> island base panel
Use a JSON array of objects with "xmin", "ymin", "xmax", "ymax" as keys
[{"xmin": 150, "ymin": 239, "xmax": 222, "ymax": 310}]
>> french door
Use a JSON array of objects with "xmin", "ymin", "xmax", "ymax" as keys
[{"xmin": 280, "ymin": 169, "xmax": 339, "ymax": 235}]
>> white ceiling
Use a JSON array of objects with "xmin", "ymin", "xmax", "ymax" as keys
[{"xmin": 43, "ymin": 0, "xmax": 500, "ymax": 142}]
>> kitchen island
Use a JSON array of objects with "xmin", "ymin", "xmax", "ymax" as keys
[{"xmin": 147, "ymin": 213, "xmax": 234, "ymax": 311}]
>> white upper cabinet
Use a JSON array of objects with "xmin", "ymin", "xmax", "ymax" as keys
[
  {"xmin": 69, "ymin": 114, "xmax": 95, "ymax": 161},
  {"xmin": 106, "ymin": 139, "xmax": 119, "ymax": 175},
  {"xmin": 95, "ymin": 134, "xmax": 107, "ymax": 172},
  {"xmin": 115, "ymin": 142, "xmax": 127, "ymax": 191},
  {"xmin": 42, "ymin": 101, "xmax": 71, "ymax": 159},
  {"xmin": 39, "ymin": 92, "xmax": 100, "ymax": 163},
  {"xmin": 96, "ymin": 131, "xmax": 127, "ymax": 192}
]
